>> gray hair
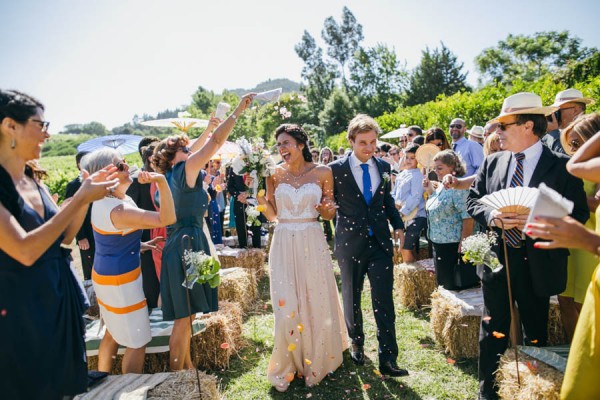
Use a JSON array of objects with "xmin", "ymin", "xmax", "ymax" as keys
[{"xmin": 80, "ymin": 148, "xmax": 122, "ymax": 174}]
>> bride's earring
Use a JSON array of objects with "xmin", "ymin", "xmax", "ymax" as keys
[{"xmin": 10, "ymin": 137, "xmax": 16, "ymax": 149}]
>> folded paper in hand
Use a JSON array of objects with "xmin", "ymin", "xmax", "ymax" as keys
[
  {"xmin": 525, "ymin": 183, "xmax": 574, "ymax": 225},
  {"xmin": 255, "ymin": 88, "xmax": 282, "ymax": 102}
]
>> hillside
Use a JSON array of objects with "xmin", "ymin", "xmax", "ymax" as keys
[{"xmin": 229, "ymin": 78, "xmax": 301, "ymax": 96}]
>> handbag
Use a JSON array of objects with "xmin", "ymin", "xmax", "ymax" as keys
[{"xmin": 452, "ymin": 256, "xmax": 480, "ymax": 290}]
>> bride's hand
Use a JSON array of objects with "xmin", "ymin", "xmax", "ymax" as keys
[{"xmin": 315, "ymin": 198, "xmax": 338, "ymax": 215}]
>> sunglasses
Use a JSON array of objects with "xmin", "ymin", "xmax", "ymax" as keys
[
  {"xmin": 116, "ymin": 160, "xmax": 128, "ymax": 172},
  {"xmin": 178, "ymin": 146, "xmax": 191, "ymax": 154},
  {"xmin": 449, "ymin": 124, "xmax": 463, "ymax": 129},
  {"xmin": 498, "ymin": 122, "xmax": 519, "ymax": 131},
  {"xmin": 569, "ymin": 139, "xmax": 582, "ymax": 150},
  {"xmin": 29, "ymin": 118, "xmax": 50, "ymax": 132},
  {"xmin": 435, "ymin": 143, "xmax": 443, "ymax": 148},
  {"xmin": 389, "ymin": 152, "xmax": 398, "ymax": 156}
]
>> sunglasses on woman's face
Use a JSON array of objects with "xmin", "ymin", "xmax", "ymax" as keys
[{"xmin": 569, "ymin": 139, "xmax": 582, "ymax": 150}]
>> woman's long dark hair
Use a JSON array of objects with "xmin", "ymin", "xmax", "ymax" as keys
[{"xmin": 275, "ymin": 124, "xmax": 313, "ymax": 162}]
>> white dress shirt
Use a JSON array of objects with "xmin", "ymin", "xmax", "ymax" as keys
[
  {"xmin": 349, "ymin": 152, "xmax": 381, "ymax": 198},
  {"xmin": 507, "ymin": 140, "xmax": 543, "ymax": 187}
]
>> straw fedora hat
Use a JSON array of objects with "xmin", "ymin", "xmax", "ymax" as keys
[
  {"xmin": 467, "ymin": 125, "xmax": 484, "ymax": 139},
  {"xmin": 551, "ymin": 88, "xmax": 595, "ymax": 107},
  {"xmin": 490, "ymin": 92, "xmax": 557, "ymax": 123}
]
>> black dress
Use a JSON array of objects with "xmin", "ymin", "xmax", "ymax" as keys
[{"xmin": 0, "ymin": 166, "xmax": 88, "ymax": 400}]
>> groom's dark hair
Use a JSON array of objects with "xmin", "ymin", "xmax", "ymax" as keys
[{"xmin": 275, "ymin": 124, "xmax": 313, "ymax": 162}]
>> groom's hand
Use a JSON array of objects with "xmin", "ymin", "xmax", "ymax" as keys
[{"xmin": 393, "ymin": 229, "xmax": 404, "ymax": 248}]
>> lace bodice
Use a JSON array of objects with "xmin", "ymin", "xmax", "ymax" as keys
[{"xmin": 275, "ymin": 182, "xmax": 321, "ymax": 221}]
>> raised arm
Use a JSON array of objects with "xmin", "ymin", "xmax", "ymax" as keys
[{"xmin": 189, "ymin": 114, "xmax": 221, "ymax": 153}]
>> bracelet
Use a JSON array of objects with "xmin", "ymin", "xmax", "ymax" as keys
[{"xmin": 230, "ymin": 114, "xmax": 238, "ymax": 121}]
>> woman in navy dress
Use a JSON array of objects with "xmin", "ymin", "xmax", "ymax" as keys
[
  {"xmin": 152, "ymin": 93, "xmax": 254, "ymax": 370},
  {"xmin": 0, "ymin": 90, "xmax": 118, "ymax": 399}
]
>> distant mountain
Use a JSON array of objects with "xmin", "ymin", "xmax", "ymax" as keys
[{"xmin": 229, "ymin": 78, "xmax": 301, "ymax": 96}]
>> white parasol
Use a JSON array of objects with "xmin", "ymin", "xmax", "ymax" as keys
[
  {"xmin": 141, "ymin": 111, "xmax": 208, "ymax": 133},
  {"xmin": 380, "ymin": 124, "xmax": 409, "ymax": 139}
]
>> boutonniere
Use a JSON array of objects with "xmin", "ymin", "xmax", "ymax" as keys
[{"xmin": 382, "ymin": 172, "xmax": 391, "ymax": 185}]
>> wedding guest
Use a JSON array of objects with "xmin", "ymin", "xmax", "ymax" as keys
[
  {"xmin": 547, "ymin": 88, "xmax": 595, "ymax": 154},
  {"xmin": 467, "ymin": 92, "xmax": 588, "ymax": 400},
  {"xmin": 152, "ymin": 94, "xmax": 254, "ymax": 370},
  {"xmin": 64, "ymin": 150, "xmax": 95, "ymax": 280},
  {"xmin": 393, "ymin": 144, "xmax": 426, "ymax": 262},
  {"xmin": 468, "ymin": 125, "xmax": 485, "ymax": 145},
  {"xmin": 311, "ymin": 149, "xmax": 320, "ymax": 163},
  {"xmin": 0, "ymin": 89, "xmax": 118, "ymax": 399},
  {"xmin": 449, "ymin": 118, "xmax": 484, "ymax": 176},
  {"xmin": 425, "ymin": 127, "xmax": 451, "ymax": 150},
  {"xmin": 83, "ymin": 148, "xmax": 176, "ymax": 374},
  {"xmin": 319, "ymin": 147, "xmax": 334, "ymax": 164},
  {"xmin": 423, "ymin": 150, "xmax": 473, "ymax": 288},
  {"xmin": 483, "ymin": 122, "xmax": 498, "ymax": 140},
  {"xmin": 407, "ymin": 125, "xmax": 422, "ymax": 143},
  {"xmin": 257, "ymin": 124, "xmax": 347, "ymax": 391}
]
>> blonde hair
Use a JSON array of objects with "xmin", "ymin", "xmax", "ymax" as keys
[
  {"xmin": 560, "ymin": 112, "xmax": 600, "ymax": 156},
  {"xmin": 483, "ymin": 133, "xmax": 501, "ymax": 157},
  {"xmin": 347, "ymin": 114, "xmax": 380, "ymax": 141}
]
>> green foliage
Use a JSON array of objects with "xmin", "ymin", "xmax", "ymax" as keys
[
  {"xmin": 475, "ymin": 31, "xmax": 597, "ymax": 84},
  {"xmin": 62, "ymin": 121, "xmax": 110, "ymax": 136},
  {"xmin": 42, "ymin": 134, "xmax": 96, "ymax": 157},
  {"xmin": 324, "ymin": 131, "xmax": 348, "ymax": 152},
  {"xmin": 319, "ymin": 87, "xmax": 355, "ymax": 135},
  {"xmin": 556, "ymin": 51, "xmax": 600, "ymax": 86},
  {"xmin": 348, "ymin": 44, "xmax": 408, "ymax": 116},
  {"xmin": 406, "ymin": 42, "xmax": 470, "ymax": 106}
]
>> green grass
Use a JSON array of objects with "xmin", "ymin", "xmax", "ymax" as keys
[{"xmin": 213, "ymin": 267, "xmax": 478, "ymax": 399}]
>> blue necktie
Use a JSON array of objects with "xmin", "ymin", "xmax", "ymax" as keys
[
  {"xmin": 360, "ymin": 163, "xmax": 373, "ymax": 236},
  {"xmin": 505, "ymin": 152, "xmax": 526, "ymax": 247},
  {"xmin": 360, "ymin": 163, "xmax": 372, "ymax": 204}
]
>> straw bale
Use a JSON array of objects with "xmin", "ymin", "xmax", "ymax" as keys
[
  {"xmin": 147, "ymin": 369, "xmax": 220, "ymax": 400},
  {"xmin": 430, "ymin": 289, "xmax": 480, "ymax": 358},
  {"xmin": 394, "ymin": 259, "xmax": 437, "ymax": 309},
  {"xmin": 496, "ymin": 349, "xmax": 563, "ymax": 400},
  {"xmin": 217, "ymin": 248, "xmax": 266, "ymax": 278},
  {"xmin": 547, "ymin": 300, "xmax": 566, "ymax": 346},
  {"xmin": 218, "ymin": 268, "xmax": 258, "ymax": 312},
  {"xmin": 87, "ymin": 301, "xmax": 244, "ymax": 374}
]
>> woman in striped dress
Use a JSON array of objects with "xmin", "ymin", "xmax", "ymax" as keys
[{"xmin": 82, "ymin": 148, "xmax": 176, "ymax": 374}]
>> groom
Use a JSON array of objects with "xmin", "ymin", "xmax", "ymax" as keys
[{"xmin": 330, "ymin": 114, "xmax": 408, "ymax": 377}]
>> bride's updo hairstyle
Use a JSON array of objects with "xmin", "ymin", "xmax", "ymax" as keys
[{"xmin": 275, "ymin": 124, "xmax": 313, "ymax": 162}]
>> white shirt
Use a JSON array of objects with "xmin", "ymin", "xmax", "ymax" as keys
[
  {"xmin": 349, "ymin": 152, "xmax": 381, "ymax": 198},
  {"xmin": 507, "ymin": 140, "xmax": 543, "ymax": 187}
]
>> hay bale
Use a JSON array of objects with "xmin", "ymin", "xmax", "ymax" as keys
[
  {"xmin": 87, "ymin": 301, "xmax": 244, "ymax": 374},
  {"xmin": 147, "ymin": 369, "xmax": 220, "ymax": 400},
  {"xmin": 83, "ymin": 280, "xmax": 99, "ymax": 318},
  {"xmin": 496, "ymin": 349, "xmax": 563, "ymax": 400},
  {"xmin": 547, "ymin": 297, "xmax": 566, "ymax": 346},
  {"xmin": 394, "ymin": 259, "xmax": 437, "ymax": 309},
  {"xmin": 216, "ymin": 247, "xmax": 266, "ymax": 277},
  {"xmin": 218, "ymin": 268, "xmax": 258, "ymax": 312},
  {"xmin": 430, "ymin": 287, "xmax": 484, "ymax": 359}
]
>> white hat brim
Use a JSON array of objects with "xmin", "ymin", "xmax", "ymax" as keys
[
  {"xmin": 489, "ymin": 106, "xmax": 558, "ymax": 123},
  {"xmin": 551, "ymin": 98, "xmax": 595, "ymax": 107}
]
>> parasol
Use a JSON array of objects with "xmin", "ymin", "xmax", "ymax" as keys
[
  {"xmin": 76, "ymin": 134, "xmax": 144, "ymax": 155},
  {"xmin": 380, "ymin": 125, "xmax": 409, "ymax": 139},
  {"xmin": 141, "ymin": 111, "xmax": 208, "ymax": 133}
]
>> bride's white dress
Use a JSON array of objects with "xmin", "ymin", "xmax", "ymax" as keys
[{"xmin": 267, "ymin": 182, "xmax": 348, "ymax": 391}]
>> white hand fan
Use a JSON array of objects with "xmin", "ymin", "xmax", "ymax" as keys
[
  {"xmin": 478, "ymin": 187, "xmax": 539, "ymax": 215},
  {"xmin": 415, "ymin": 143, "xmax": 441, "ymax": 170}
]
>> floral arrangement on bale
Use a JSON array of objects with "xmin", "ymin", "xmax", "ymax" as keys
[
  {"xmin": 461, "ymin": 231, "xmax": 502, "ymax": 272},
  {"xmin": 182, "ymin": 250, "xmax": 221, "ymax": 289}
]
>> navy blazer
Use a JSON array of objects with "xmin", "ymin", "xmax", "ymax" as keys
[
  {"xmin": 467, "ymin": 146, "xmax": 589, "ymax": 297},
  {"xmin": 330, "ymin": 154, "xmax": 404, "ymax": 261}
]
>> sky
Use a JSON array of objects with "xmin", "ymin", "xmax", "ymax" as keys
[{"xmin": 1, "ymin": 0, "xmax": 599, "ymax": 132}]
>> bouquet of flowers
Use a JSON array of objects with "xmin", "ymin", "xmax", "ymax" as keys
[
  {"xmin": 246, "ymin": 204, "xmax": 267, "ymax": 227},
  {"xmin": 182, "ymin": 250, "xmax": 221, "ymax": 289},
  {"xmin": 230, "ymin": 137, "xmax": 276, "ymax": 198},
  {"xmin": 461, "ymin": 232, "xmax": 502, "ymax": 271}
]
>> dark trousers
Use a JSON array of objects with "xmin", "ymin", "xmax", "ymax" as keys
[
  {"xmin": 338, "ymin": 236, "xmax": 398, "ymax": 363},
  {"xmin": 140, "ymin": 229, "xmax": 160, "ymax": 309},
  {"xmin": 478, "ymin": 245, "xmax": 549, "ymax": 397},
  {"xmin": 79, "ymin": 245, "xmax": 95, "ymax": 281},
  {"xmin": 233, "ymin": 200, "xmax": 261, "ymax": 248},
  {"xmin": 431, "ymin": 241, "xmax": 460, "ymax": 289}
]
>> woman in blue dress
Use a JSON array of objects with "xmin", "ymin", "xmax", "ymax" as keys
[
  {"xmin": 152, "ymin": 93, "xmax": 254, "ymax": 370},
  {"xmin": 0, "ymin": 90, "xmax": 118, "ymax": 399}
]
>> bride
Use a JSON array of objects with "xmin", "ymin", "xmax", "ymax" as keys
[{"xmin": 257, "ymin": 124, "xmax": 348, "ymax": 392}]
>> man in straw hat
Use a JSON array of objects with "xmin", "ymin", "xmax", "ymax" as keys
[
  {"xmin": 466, "ymin": 92, "xmax": 589, "ymax": 399},
  {"xmin": 468, "ymin": 125, "xmax": 485, "ymax": 145}
]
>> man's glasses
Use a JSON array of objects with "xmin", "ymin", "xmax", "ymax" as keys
[
  {"xmin": 449, "ymin": 124, "xmax": 463, "ymax": 129},
  {"xmin": 29, "ymin": 118, "xmax": 50, "ymax": 132},
  {"xmin": 498, "ymin": 122, "xmax": 519, "ymax": 131},
  {"xmin": 178, "ymin": 146, "xmax": 191, "ymax": 154},
  {"xmin": 389, "ymin": 152, "xmax": 398, "ymax": 156}
]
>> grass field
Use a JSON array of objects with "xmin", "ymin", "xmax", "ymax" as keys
[{"xmin": 214, "ymin": 268, "xmax": 479, "ymax": 400}]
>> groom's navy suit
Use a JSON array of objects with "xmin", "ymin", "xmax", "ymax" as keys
[
  {"xmin": 467, "ymin": 145, "xmax": 588, "ymax": 397},
  {"xmin": 330, "ymin": 153, "xmax": 404, "ymax": 363}
]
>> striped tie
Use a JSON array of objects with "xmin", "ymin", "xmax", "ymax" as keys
[{"xmin": 505, "ymin": 152, "xmax": 526, "ymax": 247}]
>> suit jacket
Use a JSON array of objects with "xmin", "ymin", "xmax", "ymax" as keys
[
  {"xmin": 227, "ymin": 170, "xmax": 246, "ymax": 199},
  {"xmin": 467, "ymin": 146, "xmax": 589, "ymax": 296},
  {"xmin": 65, "ymin": 176, "xmax": 94, "ymax": 243},
  {"xmin": 330, "ymin": 154, "xmax": 404, "ymax": 260}
]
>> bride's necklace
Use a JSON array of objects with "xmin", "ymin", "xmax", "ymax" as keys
[{"xmin": 283, "ymin": 163, "xmax": 315, "ymax": 183}]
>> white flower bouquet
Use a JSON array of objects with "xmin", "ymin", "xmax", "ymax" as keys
[
  {"xmin": 461, "ymin": 232, "xmax": 502, "ymax": 271},
  {"xmin": 245, "ymin": 204, "xmax": 266, "ymax": 227},
  {"xmin": 182, "ymin": 250, "xmax": 221, "ymax": 289},
  {"xmin": 230, "ymin": 137, "xmax": 276, "ymax": 198}
]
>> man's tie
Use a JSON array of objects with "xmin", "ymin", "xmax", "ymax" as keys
[
  {"xmin": 452, "ymin": 142, "xmax": 457, "ymax": 151},
  {"xmin": 505, "ymin": 152, "xmax": 526, "ymax": 247},
  {"xmin": 360, "ymin": 163, "xmax": 373, "ymax": 236}
]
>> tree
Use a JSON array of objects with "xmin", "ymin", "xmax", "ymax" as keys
[
  {"xmin": 318, "ymin": 87, "xmax": 355, "ymax": 135},
  {"xmin": 295, "ymin": 30, "xmax": 338, "ymax": 123},
  {"xmin": 321, "ymin": 6, "xmax": 364, "ymax": 86},
  {"xmin": 406, "ymin": 42, "xmax": 470, "ymax": 106},
  {"xmin": 475, "ymin": 31, "xmax": 597, "ymax": 84},
  {"xmin": 348, "ymin": 44, "xmax": 408, "ymax": 116}
]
